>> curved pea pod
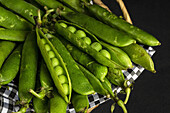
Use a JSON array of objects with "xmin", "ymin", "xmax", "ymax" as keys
[
  {"xmin": 48, "ymin": 34, "xmax": 95, "ymax": 95},
  {"xmin": 0, "ymin": 40, "xmax": 16, "ymax": 69},
  {"xmin": 33, "ymin": 72, "xmax": 49, "ymax": 113},
  {"xmin": 71, "ymin": 91, "xmax": 89, "ymax": 113},
  {"xmin": 0, "ymin": 7, "xmax": 33, "ymax": 30},
  {"xmin": 59, "ymin": 38, "xmax": 108, "ymax": 82},
  {"xmin": 54, "ymin": 20, "xmax": 125, "ymax": 70},
  {"xmin": 85, "ymin": 4, "xmax": 160, "ymax": 46},
  {"xmin": 50, "ymin": 89, "xmax": 68, "ymax": 113},
  {"xmin": 0, "ymin": 0, "xmax": 44, "ymax": 25},
  {"xmin": 77, "ymin": 64, "xmax": 109, "ymax": 97},
  {"xmin": 101, "ymin": 42, "xmax": 133, "ymax": 69},
  {"xmin": 0, "ymin": 44, "xmax": 22, "ymax": 87},
  {"xmin": 29, "ymin": 60, "xmax": 54, "ymax": 100},
  {"xmin": 60, "ymin": 12, "xmax": 136, "ymax": 47},
  {"xmin": 35, "ymin": 0, "xmax": 72, "ymax": 13},
  {"xmin": 36, "ymin": 27, "xmax": 72, "ymax": 103},
  {"xmin": 0, "ymin": 30, "xmax": 29, "ymax": 41},
  {"xmin": 121, "ymin": 43, "xmax": 156, "ymax": 73},
  {"xmin": 18, "ymin": 32, "xmax": 38, "ymax": 112}
]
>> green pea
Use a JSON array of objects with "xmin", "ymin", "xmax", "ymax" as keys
[
  {"xmin": 44, "ymin": 44, "xmax": 51, "ymax": 51},
  {"xmin": 59, "ymin": 23, "xmax": 67, "ymax": 28},
  {"xmin": 51, "ymin": 57, "xmax": 60, "ymax": 67},
  {"xmin": 91, "ymin": 42, "xmax": 102, "ymax": 51},
  {"xmin": 62, "ymin": 83, "xmax": 69, "ymax": 95},
  {"xmin": 58, "ymin": 75, "xmax": 68, "ymax": 84},
  {"xmin": 67, "ymin": 26, "xmax": 76, "ymax": 33},
  {"xmin": 75, "ymin": 30, "xmax": 86, "ymax": 38},
  {"xmin": 100, "ymin": 49, "xmax": 111, "ymax": 59},
  {"xmin": 41, "ymin": 38, "xmax": 46, "ymax": 44},
  {"xmin": 48, "ymin": 51, "xmax": 55, "ymax": 58},
  {"xmin": 82, "ymin": 37, "xmax": 91, "ymax": 45},
  {"xmin": 54, "ymin": 65, "xmax": 64, "ymax": 75}
]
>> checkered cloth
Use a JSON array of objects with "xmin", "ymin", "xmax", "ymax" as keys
[{"xmin": 0, "ymin": 45, "xmax": 155, "ymax": 113}]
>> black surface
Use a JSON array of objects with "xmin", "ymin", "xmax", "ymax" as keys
[{"xmin": 92, "ymin": 0, "xmax": 170, "ymax": 113}]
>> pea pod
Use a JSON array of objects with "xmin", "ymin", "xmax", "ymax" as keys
[
  {"xmin": 0, "ymin": 7, "xmax": 33, "ymax": 30},
  {"xmin": 0, "ymin": 0, "xmax": 44, "ymax": 25},
  {"xmin": 18, "ymin": 32, "xmax": 38, "ymax": 112},
  {"xmin": 71, "ymin": 91, "xmax": 89, "ymax": 113},
  {"xmin": 54, "ymin": 20, "xmax": 125, "ymax": 70},
  {"xmin": 77, "ymin": 64, "xmax": 109, "ymax": 97},
  {"xmin": 0, "ymin": 44, "xmax": 22, "ymax": 87},
  {"xmin": 50, "ymin": 89, "xmax": 68, "ymax": 113},
  {"xmin": 85, "ymin": 4, "xmax": 160, "ymax": 46},
  {"xmin": 0, "ymin": 40, "xmax": 16, "ymax": 69},
  {"xmin": 29, "ymin": 60, "xmax": 53, "ymax": 100},
  {"xmin": 0, "ymin": 30, "xmax": 29, "ymax": 41},
  {"xmin": 59, "ymin": 11, "xmax": 136, "ymax": 47},
  {"xmin": 121, "ymin": 43, "xmax": 156, "ymax": 73},
  {"xmin": 36, "ymin": 27, "xmax": 72, "ymax": 103},
  {"xmin": 33, "ymin": 71, "xmax": 49, "ymax": 113},
  {"xmin": 48, "ymin": 34, "xmax": 95, "ymax": 95},
  {"xmin": 35, "ymin": 0, "xmax": 72, "ymax": 12}
]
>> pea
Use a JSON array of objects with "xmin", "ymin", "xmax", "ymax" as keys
[
  {"xmin": 91, "ymin": 42, "xmax": 102, "ymax": 51},
  {"xmin": 48, "ymin": 51, "xmax": 55, "ymax": 58},
  {"xmin": 58, "ymin": 75, "xmax": 68, "ymax": 84},
  {"xmin": 100, "ymin": 49, "xmax": 111, "ymax": 59},
  {"xmin": 51, "ymin": 57, "xmax": 60, "ymax": 67},
  {"xmin": 75, "ymin": 30, "xmax": 86, "ymax": 38},
  {"xmin": 82, "ymin": 37, "xmax": 91, "ymax": 45},
  {"xmin": 41, "ymin": 38, "xmax": 46, "ymax": 44},
  {"xmin": 59, "ymin": 23, "xmax": 67, "ymax": 28},
  {"xmin": 44, "ymin": 44, "xmax": 51, "ymax": 51},
  {"xmin": 67, "ymin": 26, "xmax": 76, "ymax": 33},
  {"xmin": 54, "ymin": 65, "xmax": 64, "ymax": 75},
  {"xmin": 62, "ymin": 83, "xmax": 69, "ymax": 95}
]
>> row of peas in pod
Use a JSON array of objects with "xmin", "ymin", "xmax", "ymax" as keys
[
  {"xmin": 0, "ymin": 0, "xmax": 161, "ymax": 113},
  {"xmin": 59, "ymin": 22, "xmax": 111, "ymax": 60}
]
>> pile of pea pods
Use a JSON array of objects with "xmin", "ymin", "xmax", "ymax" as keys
[{"xmin": 0, "ymin": 0, "xmax": 161, "ymax": 113}]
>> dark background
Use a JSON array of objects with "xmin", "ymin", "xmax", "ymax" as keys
[{"xmin": 92, "ymin": 0, "xmax": 170, "ymax": 113}]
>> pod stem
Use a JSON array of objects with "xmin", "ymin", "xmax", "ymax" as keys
[
  {"xmin": 117, "ymin": 100, "xmax": 128, "ymax": 113},
  {"xmin": 29, "ymin": 89, "xmax": 46, "ymax": 100},
  {"xmin": 13, "ymin": 104, "xmax": 29, "ymax": 113},
  {"xmin": 124, "ymin": 87, "xmax": 131, "ymax": 104}
]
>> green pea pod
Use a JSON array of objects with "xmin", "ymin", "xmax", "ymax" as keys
[
  {"xmin": 48, "ymin": 34, "xmax": 95, "ymax": 95},
  {"xmin": 54, "ymin": 21, "xmax": 125, "ymax": 70},
  {"xmin": 85, "ymin": 4, "xmax": 160, "ymax": 46},
  {"xmin": 50, "ymin": 89, "xmax": 68, "ymax": 113},
  {"xmin": 101, "ymin": 42, "xmax": 133, "ymax": 69},
  {"xmin": 18, "ymin": 32, "xmax": 38, "ymax": 112},
  {"xmin": 35, "ymin": 0, "xmax": 72, "ymax": 13},
  {"xmin": 71, "ymin": 91, "xmax": 89, "ymax": 113},
  {"xmin": 0, "ymin": 40, "xmax": 16, "ymax": 69},
  {"xmin": 77, "ymin": 64, "xmax": 109, "ymax": 97},
  {"xmin": 36, "ymin": 27, "xmax": 72, "ymax": 103},
  {"xmin": 29, "ymin": 60, "xmax": 53, "ymax": 100},
  {"xmin": 60, "ymin": 12, "xmax": 136, "ymax": 47},
  {"xmin": 0, "ymin": 0, "xmax": 44, "ymax": 25},
  {"xmin": 0, "ymin": 7, "xmax": 33, "ymax": 30},
  {"xmin": 0, "ymin": 30, "xmax": 29, "ymax": 41},
  {"xmin": 58, "ymin": 0, "xmax": 85, "ymax": 13},
  {"xmin": 121, "ymin": 43, "xmax": 156, "ymax": 73},
  {"xmin": 33, "ymin": 70, "xmax": 49, "ymax": 113},
  {"xmin": 58, "ymin": 36, "xmax": 108, "ymax": 82},
  {"xmin": 0, "ymin": 44, "xmax": 22, "ymax": 87}
]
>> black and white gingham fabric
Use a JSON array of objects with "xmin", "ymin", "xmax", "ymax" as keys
[{"xmin": 0, "ymin": 45, "xmax": 155, "ymax": 113}]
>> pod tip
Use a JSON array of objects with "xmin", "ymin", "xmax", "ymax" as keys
[{"xmin": 152, "ymin": 69, "xmax": 156, "ymax": 73}]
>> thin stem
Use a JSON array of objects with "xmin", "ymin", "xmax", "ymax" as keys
[
  {"xmin": 124, "ymin": 87, "xmax": 131, "ymax": 104},
  {"xmin": 116, "ymin": 0, "xmax": 133, "ymax": 24},
  {"xmin": 29, "ymin": 89, "xmax": 45, "ymax": 100}
]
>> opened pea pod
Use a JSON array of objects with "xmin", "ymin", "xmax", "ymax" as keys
[
  {"xmin": 54, "ymin": 20, "xmax": 126, "ymax": 70},
  {"xmin": 36, "ymin": 27, "xmax": 72, "ymax": 103}
]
